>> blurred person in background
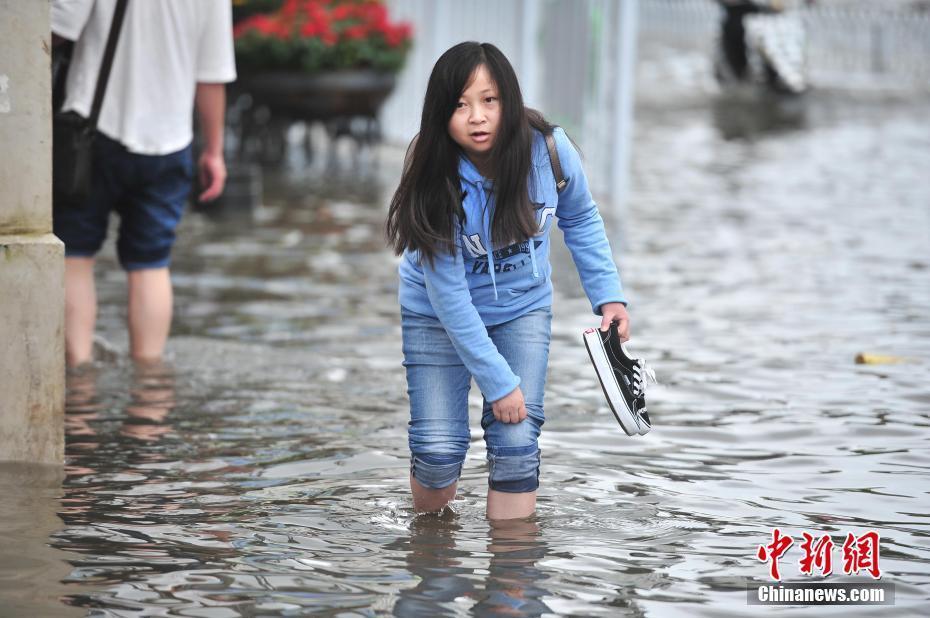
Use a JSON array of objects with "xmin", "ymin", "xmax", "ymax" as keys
[
  {"xmin": 715, "ymin": 0, "xmax": 810, "ymax": 94},
  {"xmin": 718, "ymin": 0, "xmax": 770, "ymax": 81},
  {"xmin": 52, "ymin": 0, "xmax": 237, "ymax": 367}
]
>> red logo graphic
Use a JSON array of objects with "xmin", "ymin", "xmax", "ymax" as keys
[
  {"xmin": 757, "ymin": 527, "xmax": 794, "ymax": 581},
  {"xmin": 842, "ymin": 531, "xmax": 882, "ymax": 579},
  {"xmin": 758, "ymin": 530, "xmax": 882, "ymax": 580},
  {"xmin": 799, "ymin": 532, "xmax": 834, "ymax": 576}
]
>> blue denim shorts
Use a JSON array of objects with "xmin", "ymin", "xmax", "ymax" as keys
[
  {"xmin": 401, "ymin": 306, "xmax": 552, "ymax": 493},
  {"xmin": 53, "ymin": 132, "xmax": 193, "ymax": 271}
]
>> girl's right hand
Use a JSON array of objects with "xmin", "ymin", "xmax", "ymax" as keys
[{"xmin": 492, "ymin": 387, "xmax": 526, "ymax": 424}]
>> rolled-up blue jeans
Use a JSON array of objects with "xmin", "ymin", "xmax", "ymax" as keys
[{"xmin": 401, "ymin": 306, "xmax": 551, "ymax": 493}]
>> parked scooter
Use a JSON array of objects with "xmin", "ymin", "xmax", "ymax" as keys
[{"xmin": 714, "ymin": 0, "xmax": 808, "ymax": 95}]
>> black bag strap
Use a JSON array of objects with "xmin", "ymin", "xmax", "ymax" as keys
[
  {"xmin": 544, "ymin": 131, "xmax": 567, "ymax": 193},
  {"xmin": 87, "ymin": 0, "xmax": 129, "ymax": 128},
  {"xmin": 52, "ymin": 40, "xmax": 74, "ymax": 112}
]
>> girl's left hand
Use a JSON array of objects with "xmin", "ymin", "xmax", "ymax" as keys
[{"xmin": 599, "ymin": 302, "xmax": 630, "ymax": 342}]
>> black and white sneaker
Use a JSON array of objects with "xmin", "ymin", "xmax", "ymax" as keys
[{"xmin": 583, "ymin": 323, "xmax": 656, "ymax": 436}]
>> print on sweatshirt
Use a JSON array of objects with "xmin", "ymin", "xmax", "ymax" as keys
[{"xmin": 463, "ymin": 205, "xmax": 553, "ymax": 274}]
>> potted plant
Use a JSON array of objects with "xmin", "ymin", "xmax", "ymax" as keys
[{"xmin": 231, "ymin": 0, "xmax": 413, "ymax": 120}]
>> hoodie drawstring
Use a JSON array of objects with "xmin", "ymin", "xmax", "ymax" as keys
[
  {"xmin": 477, "ymin": 179, "xmax": 542, "ymax": 300},
  {"xmin": 528, "ymin": 233, "xmax": 539, "ymax": 279},
  {"xmin": 478, "ymin": 182, "xmax": 499, "ymax": 300},
  {"xmin": 464, "ymin": 165, "xmax": 542, "ymax": 300}
]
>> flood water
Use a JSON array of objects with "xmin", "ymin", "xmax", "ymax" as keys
[{"xmin": 3, "ymin": 66, "xmax": 930, "ymax": 618}]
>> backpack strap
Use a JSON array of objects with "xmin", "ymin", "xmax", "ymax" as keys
[
  {"xmin": 88, "ymin": 0, "xmax": 130, "ymax": 129},
  {"xmin": 544, "ymin": 131, "xmax": 567, "ymax": 193}
]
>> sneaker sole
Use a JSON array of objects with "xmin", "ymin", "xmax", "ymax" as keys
[{"xmin": 583, "ymin": 329, "xmax": 647, "ymax": 436}]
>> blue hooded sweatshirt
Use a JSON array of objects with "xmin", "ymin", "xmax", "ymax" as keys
[{"xmin": 398, "ymin": 127, "xmax": 626, "ymax": 402}]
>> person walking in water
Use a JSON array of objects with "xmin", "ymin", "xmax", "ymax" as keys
[
  {"xmin": 386, "ymin": 42, "xmax": 630, "ymax": 520},
  {"xmin": 52, "ymin": 0, "xmax": 236, "ymax": 367}
]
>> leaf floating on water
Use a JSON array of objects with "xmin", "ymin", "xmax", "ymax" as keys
[{"xmin": 855, "ymin": 353, "xmax": 908, "ymax": 365}]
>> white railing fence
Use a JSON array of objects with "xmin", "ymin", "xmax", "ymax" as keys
[
  {"xmin": 380, "ymin": 0, "xmax": 930, "ymax": 198},
  {"xmin": 381, "ymin": 0, "xmax": 636, "ymax": 199}
]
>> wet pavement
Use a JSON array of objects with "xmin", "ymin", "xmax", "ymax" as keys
[{"xmin": 2, "ymin": 56, "xmax": 930, "ymax": 618}]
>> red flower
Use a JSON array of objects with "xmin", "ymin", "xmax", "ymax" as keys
[
  {"xmin": 233, "ymin": 19, "xmax": 252, "ymax": 38},
  {"xmin": 235, "ymin": 0, "xmax": 411, "ymax": 71},
  {"xmin": 234, "ymin": 14, "xmax": 289, "ymax": 39},
  {"xmin": 281, "ymin": 0, "xmax": 301, "ymax": 18},
  {"xmin": 384, "ymin": 23, "xmax": 412, "ymax": 48},
  {"xmin": 343, "ymin": 24, "xmax": 368, "ymax": 41},
  {"xmin": 360, "ymin": 2, "xmax": 388, "ymax": 27},
  {"xmin": 299, "ymin": 19, "xmax": 319, "ymax": 37},
  {"xmin": 330, "ymin": 4, "xmax": 355, "ymax": 21},
  {"xmin": 297, "ymin": 1, "xmax": 329, "ymax": 38}
]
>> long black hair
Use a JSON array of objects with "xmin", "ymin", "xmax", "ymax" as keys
[{"xmin": 386, "ymin": 41, "xmax": 555, "ymax": 265}]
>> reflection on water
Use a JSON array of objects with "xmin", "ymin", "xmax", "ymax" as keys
[
  {"xmin": 3, "ymin": 62, "xmax": 930, "ymax": 618},
  {"xmin": 478, "ymin": 520, "xmax": 550, "ymax": 617},
  {"xmin": 0, "ymin": 463, "xmax": 78, "ymax": 618},
  {"xmin": 64, "ymin": 363, "xmax": 177, "ymax": 448},
  {"xmin": 710, "ymin": 91, "xmax": 808, "ymax": 140},
  {"xmin": 389, "ymin": 515, "xmax": 551, "ymax": 617}
]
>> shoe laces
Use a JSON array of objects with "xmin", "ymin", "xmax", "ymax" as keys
[{"xmin": 631, "ymin": 360, "xmax": 658, "ymax": 398}]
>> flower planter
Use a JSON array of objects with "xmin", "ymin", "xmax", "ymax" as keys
[
  {"xmin": 228, "ymin": 1, "xmax": 411, "ymax": 166},
  {"xmin": 229, "ymin": 69, "xmax": 397, "ymax": 165},
  {"xmin": 233, "ymin": 69, "xmax": 397, "ymax": 120}
]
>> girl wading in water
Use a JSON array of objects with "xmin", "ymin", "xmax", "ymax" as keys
[{"xmin": 387, "ymin": 42, "xmax": 630, "ymax": 520}]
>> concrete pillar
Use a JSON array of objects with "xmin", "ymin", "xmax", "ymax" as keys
[{"xmin": 0, "ymin": 1, "xmax": 65, "ymax": 464}]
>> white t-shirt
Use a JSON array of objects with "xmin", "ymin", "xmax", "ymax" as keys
[{"xmin": 52, "ymin": 0, "xmax": 237, "ymax": 155}]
